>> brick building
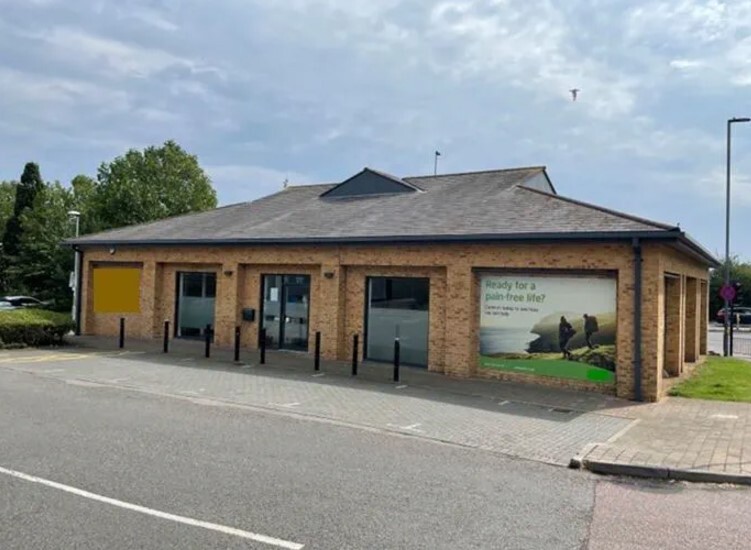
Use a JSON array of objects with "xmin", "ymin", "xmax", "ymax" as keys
[{"xmin": 69, "ymin": 166, "xmax": 717, "ymax": 401}]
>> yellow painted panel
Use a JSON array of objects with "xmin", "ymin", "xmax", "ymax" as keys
[{"xmin": 93, "ymin": 268, "xmax": 141, "ymax": 313}]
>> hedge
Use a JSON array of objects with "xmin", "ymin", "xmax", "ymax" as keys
[{"xmin": 0, "ymin": 309, "xmax": 74, "ymax": 348}]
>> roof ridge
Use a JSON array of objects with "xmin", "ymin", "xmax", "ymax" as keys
[
  {"xmin": 518, "ymin": 186, "xmax": 677, "ymax": 231},
  {"xmin": 405, "ymin": 166, "xmax": 545, "ymax": 181},
  {"xmin": 286, "ymin": 182, "xmax": 336, "ymax": 189}
]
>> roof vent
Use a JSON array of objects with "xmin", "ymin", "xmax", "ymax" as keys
[{"xmin": 320, "ymin": 168, "xmax": 421, "ymax": 199}]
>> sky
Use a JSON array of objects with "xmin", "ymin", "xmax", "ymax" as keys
[{"xmin": 1, "ymin": 0, "xmax": 751, "ymax": 258}]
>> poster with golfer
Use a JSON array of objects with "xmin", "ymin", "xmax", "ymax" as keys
[{"xmin": 479, "ymin": 273, "xmax": 617, "ymax": 383}]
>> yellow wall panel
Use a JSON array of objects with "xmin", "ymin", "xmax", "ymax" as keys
[{"xmin": 93, "ymin": 267, "xmax": 141, "ymax": 313}]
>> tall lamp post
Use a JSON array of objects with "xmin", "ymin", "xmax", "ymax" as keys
[
  {"xmin": 68, "ymin": 211, "xmax": 81, "ymax": 327},
  {"xmin": 724, "ymin": 118, "xmax": 750, "ymax": 356}
]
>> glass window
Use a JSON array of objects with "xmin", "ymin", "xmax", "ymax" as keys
[
  {"xmin": 367, "ymin": 277, "xmax": 430, "ymax": 366},
  {"xmin": 183, "ymin": 273, "xmax": 204, "ymax": 297},
  {"xmin": 261, "ymin": 274, "xmax": 310, "ymax": 351},
  {"xmin": 205, "ymin": 274, "xmax": 216, "ymax": 298},
  {"xmin": 177, "ymin": 272, "xmax": 216, "ymax": 339}
]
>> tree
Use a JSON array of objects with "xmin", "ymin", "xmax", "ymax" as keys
[
  {"xmin": 70, "ymin": 174, "xmax": 100, "ymax": 234},
  {"xmin": 0, "ymin": 181, "xmax": 16, "ymax": 243},
  {"xmin": 2, "ymin": 162, "xmax": 44, "ymax": 257},
  {"xmin": 11, "ymin": 182, "xmax": 76, "ymax": 308},
  {"xmin": 709, "ymin": 258, "xmax": 751, "ymax": 316},
  {"xmin": 93, "ymin": 140, "xmax": 217, "ymax": 230}
]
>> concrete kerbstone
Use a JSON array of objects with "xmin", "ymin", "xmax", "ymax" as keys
[{"xmin": 580, "ymin": 459, "xmax": 751, "ymax": 486}]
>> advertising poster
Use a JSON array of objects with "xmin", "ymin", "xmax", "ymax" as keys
[{"xmin": 479, "ymin": 273, "xmax": 617, "ymax": 383}]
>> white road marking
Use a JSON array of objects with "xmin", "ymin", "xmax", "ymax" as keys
[
  {"xmin": 65, "ymin": 380, "xmax": 105, "ymax": 388},
  {"xmin": 0, "ymin": 465, "xmax": 304, "ymax": 549},
  {"xmin": 395, "ymin": 385, "xmax": 407, "ymax": 390},
  {"xmin": 312, "ymin": 373, "xmax": 326, "ymax": 378},
  {"xmin": 711, "ymin": 414, "xmax": 739, "ymax": 420},
  {"xmin": 107, "ymin": 378, "xmax": 130, "ymax": 383},
  {"xmin": 41, "ymin": 369, "xmax": 66, "ymax": 374},
  {"xmin": 270, "ymin": 402, "xmax": 301, "ymax": 408},
  {"xmin": 387, "ymin": 423, "xmax": 424, "ymax": 433},
  {"xmin": 498, "ymin": 400, "xmax": 509, "ymax": 406}
]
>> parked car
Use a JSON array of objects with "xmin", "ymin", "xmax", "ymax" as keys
[
  {"xmin": 0, "ymin": 300, "xmax": 15, "ymax": 310},
  {"xmin": 716, "ymin": 307, "xmax": 751, "ymax": 325},
  {"xmin": 2, "ymin": 296, "xmax": 52, "ymax": 309}
]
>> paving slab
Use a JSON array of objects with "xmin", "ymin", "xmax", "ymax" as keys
[
  {"xmin": 0, "ymin": 339, "xmax": 638, "ymax": 467},
  {"xmin": 574, "ymin": 395, "xmax": 751, "ymax": 485}
]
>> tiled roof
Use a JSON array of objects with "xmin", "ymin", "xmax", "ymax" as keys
[{"xmin": 69, "ymin": 166, "xmax": 684, "ymax": 246}]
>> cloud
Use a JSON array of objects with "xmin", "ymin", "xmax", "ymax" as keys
[
  {"xmin": 20, "ymin": 26, "xmax": 217, "ymax": 79},
  {"xmin": 627, "ymin": 0, "xmax": 730, "ymax": 44},
  {"xmin": 669, "ymin": 59, "xmax": 706, "ymax": 71},
  {"xmin": 204, "ymin": 164, "xmax": 313, "ymax": 205},
  {"xmin": 424, "ymin": 1, "xmax": 638, "ymax": 119},
  {"xmin": 122, "ymin": 7, "xmax": 179, "ymax": 32},
  {"xmin": 1, "ymin": 0, "xmax": 751, "ymax": 255}
]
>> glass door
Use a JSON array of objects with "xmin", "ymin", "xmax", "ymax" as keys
[
  {"xmin": 176, "ymin": 272, "xmax": 216, "ymax": 338},
  {"xmin": 262, "ymin": 275, "xmax": 310, "ymax": 351},
  {"xmin": 366, "ymin": 277, "xmax": 429, "ymax": 367}
]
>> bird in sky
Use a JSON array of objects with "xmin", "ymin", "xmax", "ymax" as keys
[{"xmin": 569, "ymin": 88, "xmax": 580, "ymax": 101}]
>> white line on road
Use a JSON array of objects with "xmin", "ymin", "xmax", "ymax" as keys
[
  {"xmin": 270, "ymin": 402, "xmax": 301, "ymax": 408},
  {"xmin": 312, "ymin": 373, "xmax": 326, "ymax": 378},
  {"xmin": 395, "ymin": 385, "xmax": 407, "ymax": 390},
  {"xmin": 387, "ymin": 423, "xmax": 424, "ymax": 433},
  {"xmin": 0, "ymin": 465, "xmax": 304, "ymax": 549},
  {"xmin": 498, "ymin": 400, "xmax": 509, "ymax": 406}
]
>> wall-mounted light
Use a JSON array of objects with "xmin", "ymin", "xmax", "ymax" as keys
[
  {"xmin": 324, "ymin": 271, "xmax": 335, "ymax": 279},
  {"xmin": 108, "ymin": 246, "xmax": 116, "ymax": 255}
]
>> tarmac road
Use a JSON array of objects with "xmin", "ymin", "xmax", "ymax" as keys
[{"xmin": 3, "ymin": 363, "xmax": 751, "ymax": 549}]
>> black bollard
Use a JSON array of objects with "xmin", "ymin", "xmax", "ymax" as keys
[
  {"xmin": 314, "ymin": 331, "xmax": 321, "ymax": 371},
  {"xmin": 163, "ymin": 320, "xmax": 169, "ymax": 353},
  {"xmin": 119, "ymin": 318, "xmax": 125, "ymax": 349},
  {"xmin": 260, "ymin": 328, "xmax": 266, "ymax": 364},
  {"xmin": 393, "ymin": 338, "xmax": 400, "ymax": 382},
  {"xmin": 234, "ymin": 326, "xmax": 241, "ymax": 362},
  {"xmin": 204, "ymin": 324, "xmax": 211, "ymax": 358},
  {"xmin": 351, "ymin": 334, "xmax": 359, "ymax": 376}
]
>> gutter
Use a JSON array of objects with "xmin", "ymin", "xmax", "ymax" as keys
[
  {"xmin": 633, "ymin": 238, "xmax": 643, "ymax": 402},
  {"xmin": 65, "ymin": 230, "xmax": 718, "ymax": 266}
]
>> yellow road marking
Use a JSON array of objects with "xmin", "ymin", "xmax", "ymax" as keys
[{"xmin": 0, "ymin": 353, "xmax": 93, "ymax": 364}]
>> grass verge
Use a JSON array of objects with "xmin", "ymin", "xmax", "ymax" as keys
[{"xmin": 669, "ymin": 356, "xmax": 751, "ymax": 402}]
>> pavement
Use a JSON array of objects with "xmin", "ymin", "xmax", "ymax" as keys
[
  {"xmin": 0, "ymin": 337, "xmax": 637, "ymax": 466},
  {"xmin": 4, "ymin": 332, "xmax": 751, "ymax": 490},
  {"xmin": 573, "ymin": 328, "xmax": 751, "ymax": 484},
  {"xmin": 4, "ymin": 354, "xmax": 751, "ymax": 548}
]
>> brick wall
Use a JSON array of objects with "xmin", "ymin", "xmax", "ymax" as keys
[{"xmin": 79, "ymin": 240, "xmax": 710, "ymax": 401}]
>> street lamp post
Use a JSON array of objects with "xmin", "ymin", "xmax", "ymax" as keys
[
  {"xmin": 68, "ymin": 211, "xmax": 81, "ymax": 328},
  {"xmin": 724, "ymin": 118, "xmax": 750, "ymax": 356}
]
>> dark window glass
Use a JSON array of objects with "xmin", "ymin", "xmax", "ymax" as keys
[
  {"xmin": 370, "ymin": 277, "xmax": 429, "ymax": 310},
  {"xmin": 366, "ymin": 277, "xmax": 430, "ymax": 366},
  {"xmin": 183, "ymin": 273, "xmax": 203, "ymax": 297},
  {"xmin": 205, "ymin": 274, "xmax": 216, "ymax": 298}
]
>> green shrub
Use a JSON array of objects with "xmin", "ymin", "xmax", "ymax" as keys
[{"xmin": 0, "ymin": 308, "xmax": 74, "ymax": 347}]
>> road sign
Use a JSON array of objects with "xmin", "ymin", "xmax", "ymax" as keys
[{"xmin": 720, "ymin": 283, "xmax": 737, "ymax": 303}]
